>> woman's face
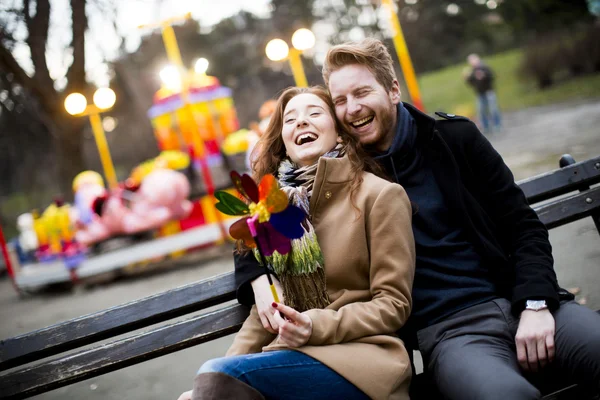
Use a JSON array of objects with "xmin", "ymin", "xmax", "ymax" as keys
[{"xmin": 281, "ymin": 93, "xmax": 339, "ymax": 167}]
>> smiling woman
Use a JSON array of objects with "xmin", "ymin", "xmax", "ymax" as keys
[
  {"xmin": 281, "ymin": 93, "xmax": 339, "ymax": 167},
  {"xmin": 177, "ymin": 86, "xmax": 416, "ymax": 400}
]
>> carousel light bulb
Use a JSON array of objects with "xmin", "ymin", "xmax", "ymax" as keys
[
  {"xmin": 194, "ymin": 58, "xmax": 209, "ymax": 75},
  {"xmin": 291, "ymin": 28, "xmax": 315, "ymax": 51},
  {"xmin": 102, "ymin": 116, "xmax": 117, "ymax": 132},
  {"xmin": 265, "ymin": 39, "xmax": 289, "ymax": 61},
  {"xmin": 93, "ymin": 88, "xmax": 116, "ymax": 110},
  {"xmin": 64, "ymin": 93, "xmax": 87, "ymax": 115},
  {"xmin": 159, "ymin": 65, "xmax": 183, "ymax": 91}
]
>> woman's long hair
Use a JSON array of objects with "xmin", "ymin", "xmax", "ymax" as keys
[{"xmin": 251, "ymin": 86, "xmax": 382, "ymax": 211}]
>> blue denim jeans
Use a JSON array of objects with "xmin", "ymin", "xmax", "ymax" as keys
[
  {"xmin": 476, "ymin": 90, "xmax": 502, "ymax": 133},
  {"xmin": 198, "ymin": 350, "xmax": 369, "ymax": 400}
]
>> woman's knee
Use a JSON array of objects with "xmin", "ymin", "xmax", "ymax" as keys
[{"xmin": 197, "ymin": 357, "xmax": 237, "ymax": 376}]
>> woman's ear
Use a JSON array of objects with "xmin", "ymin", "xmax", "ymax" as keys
[{"xmin": 336, "ymin": 136, "xmax": 343, "ymax": 143}]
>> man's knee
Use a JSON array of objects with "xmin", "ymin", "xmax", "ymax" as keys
[
  {"xmin": 554, "ymin": 302, "xmax": 600, "ymax": 385},
  {"xmin": 432, "ymin": 348, "xmax": 540, "ymax": 400},
  {"xmin": 479, "ymin": 380, "xmax": 540, "ymax": 400},
  {"xmin": 438, "ymin": 375, "xmax": 540, "ymax": 400}
]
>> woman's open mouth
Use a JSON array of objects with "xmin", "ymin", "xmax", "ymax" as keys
[{"xmin": 295, "ymin": 133, "xmax": 318, "ymax": 145}]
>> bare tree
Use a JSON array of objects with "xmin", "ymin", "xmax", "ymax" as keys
[{"xmin": 0, "ymin": 0, "xmax": 89, "ymax": 194}]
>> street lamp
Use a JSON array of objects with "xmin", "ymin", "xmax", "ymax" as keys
[
  {"xmin": 64, "ymin": 88, "xmax": 118, "ymax": 189},
  {"xmin": 194, "ymin": 57, "xmax": 209, "ymax": 75},
  {"xmin": 266, "ymin": 28, "xmax": 315, "ymax": 87},
  {"xmin": 159, "ymin": 65, "xmax": 183, "ymax": 91}
]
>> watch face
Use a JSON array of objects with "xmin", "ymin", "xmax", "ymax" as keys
[{"xmin": 526, "ymin": 300, "xmax": 547, "ymax": 311}]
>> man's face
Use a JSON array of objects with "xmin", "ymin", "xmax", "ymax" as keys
[{"xmin": 328, "ymin": 64, "xmax": 400, "ymax": 152}]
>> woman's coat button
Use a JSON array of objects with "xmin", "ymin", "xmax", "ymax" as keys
[{"xmin": 325, "ymin": 191, "xmax": 332, "ymax": 199}]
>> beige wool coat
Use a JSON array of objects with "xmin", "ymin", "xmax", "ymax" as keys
[{"xmin": 227, "ymin": 155, "xmax": 416, "ymax": 400}]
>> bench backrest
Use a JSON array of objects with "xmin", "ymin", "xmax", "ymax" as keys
[{"xmin": 1, "ymin": 155, "xmax": 599, "ymax": 399}]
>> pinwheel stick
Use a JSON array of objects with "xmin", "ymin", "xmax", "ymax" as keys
[
  {"xmin": 253, "ymin": 236, "xmax": 281, "ymax": 304},
  {"xmin": 247, "ymin": 217, "xmax": 281, "ymax": 304}
]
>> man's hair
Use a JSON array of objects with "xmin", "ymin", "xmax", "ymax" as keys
[{"xmin": 322, "ymin": 38, "xmax": 397, "ymax": 92}]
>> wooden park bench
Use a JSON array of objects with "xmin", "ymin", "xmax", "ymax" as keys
[{"xmin": 1, "ymin": 154, "xmax": 599, "ymax": 400}]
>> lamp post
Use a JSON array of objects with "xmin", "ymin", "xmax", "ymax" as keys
[
  {"xmin": 381, "ymin": 0, "xmax": 425, "ymax": 111},
  {"xmin": 266, "ymin": 28, "xmax": 315, "ymax": 87},
  {"xmin": 64, "ymin": 88, "xmax": 118, "ymax": 189}
]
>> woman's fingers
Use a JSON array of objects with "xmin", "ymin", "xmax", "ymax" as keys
[
  {"xmin": 271, "ymin": 303, "xmax": 312, "ymax": 347},
  {"xmin": 272, "ymin": 302, "xmax": 302, "ymax": 323},
  {"xmin": 251, "ymin": 275, "xmax": 282, "ymax": 333},
  {"xmin": 257, "ymin": 309, "xmax": 277, "ymax": 334}
]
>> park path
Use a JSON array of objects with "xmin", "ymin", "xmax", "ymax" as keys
[{"xmin": 0, "ymin": 99, "xmax": 598, "ymax": 400}]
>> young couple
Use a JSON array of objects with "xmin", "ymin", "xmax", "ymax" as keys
[{"xmin": 179, "ymin": 39, "xmax": 600, "ymax": 400}]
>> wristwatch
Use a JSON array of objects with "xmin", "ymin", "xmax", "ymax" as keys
[{"xmin": 525, "ymin": 300, "xmax": 548, "ymax": 311}]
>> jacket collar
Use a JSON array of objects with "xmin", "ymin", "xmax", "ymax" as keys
[
  {"xmin": 314, "ymin": 155, "xmax": 353, "ymax": 184},
  {"xmin": 310, "ymin": 155, "xmax": 352, "ymax": 212},
  {"xmin": 402, "ymin": 102, "xmax": 437, "ymax": 142}
]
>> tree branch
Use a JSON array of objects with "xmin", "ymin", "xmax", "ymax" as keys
[
  {"xmin": 24, "ymin": 0, "xmax": 57, "ymax": 111},
  {"xmin": 65, "ymin": 0, "xmax": 87, "ymax": 93}
]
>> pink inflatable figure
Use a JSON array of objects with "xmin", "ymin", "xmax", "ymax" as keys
[
  {"xmin": 121, "ymin": 168, "xmax": 193, "ymax": 233},
  {"xmin": 73, "ymin": 169, "xmax": 192, "ymax": 246}
]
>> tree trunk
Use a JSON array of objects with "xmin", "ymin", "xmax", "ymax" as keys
[{"xmin": 53, "ymin": 115, "xmax": 86, "ymax": 199}]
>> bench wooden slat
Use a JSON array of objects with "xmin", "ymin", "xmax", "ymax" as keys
[
  {"xmin": 534, "ymin": 186, "xmax": 600, "ymax": 229},
  {"xmin": 518, "ymin": 156, "xmax": 600, "ymax": 204},
  {"xmin": 0, "ymin": 271, "xmax": 237, "ymax": 371},
  {"xmin": 0, "ymin": 304, "xmax": 249, "ymax": 400},
  {"xmin": 2, "ymin": 188, "xmax": 599, "ymax": 373}
]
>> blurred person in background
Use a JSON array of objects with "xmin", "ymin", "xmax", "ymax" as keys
[
  {"xmin": 238, "ymin": 38, "xmax": 600, "ymax": 399},
  {"xmin": 464, "ymin": 53, "xmax": 502, "ymax": 134}
]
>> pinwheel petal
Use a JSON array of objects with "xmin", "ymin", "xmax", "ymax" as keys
[
  {"xmin": 270, "ymin": 205, "xmax": 306, "ymax": 239},
  {"xmin": 259, "ymin": 174, "xmax": 288, "ymax": 213},
  {"xmin": 215, "ymin": 191, "xmax": 249, "ymax": 215},
  {"xmin": 230, "ymin": 171, "xmax": 253, "ymax": 203},
  {"xmin": 256, "ymin": 222, "xmax": 292, "ymax": 256},
  {"xmin": 229, "ymin": 217, "xmax": 256, "ymax": 247},
  {"xmin": 241, "ymin": 174, "xmax": 259, "ymax": 203}
]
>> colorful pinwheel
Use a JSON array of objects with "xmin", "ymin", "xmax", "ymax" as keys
[
  {"xmin": 215, "ymin": 171, "xmax": 306, "ymax": 256},
  {"xmin": 216, "ymin": 171, "xmax": 306, "ymax": 303}
]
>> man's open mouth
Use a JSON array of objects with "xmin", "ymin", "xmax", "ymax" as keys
[
  {"xmin": 350, "ymin": 115, "xmax": 374, "ymax": 128},
  {"xmin": 295, "ymin": 133, "xmax": 318, "ymax": 145}
]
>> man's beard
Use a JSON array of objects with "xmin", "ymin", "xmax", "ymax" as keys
[{"xmin": 363, "ymin": 102, "xmax": 396, "ymax": 151}]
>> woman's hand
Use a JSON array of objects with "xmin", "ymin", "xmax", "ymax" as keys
[
  {"xmin": 251, "ymin": 275, "xmax": 284, "ymax": 334},
  {"xmin": 272, "ymin": 302, "xmax": 313, "ymax": 348}
]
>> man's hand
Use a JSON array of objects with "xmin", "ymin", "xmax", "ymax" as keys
[
  {"xmin": 272, "ymin": 302, "xmax": 313, "ymax": 348},
  {"xmin": 251, "ymin": 274, "xmax": 284, "ymax": 334},
  {"xmin": 515, "ymin": 309, "xmax": 556, "ymax": 372}
]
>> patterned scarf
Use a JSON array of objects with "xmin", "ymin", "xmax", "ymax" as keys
[{"xmin": 256, "ymin": 144, "xmax": 344, "ymax": 312}]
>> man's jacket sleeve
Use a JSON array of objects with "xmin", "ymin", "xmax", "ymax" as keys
[
  {"xmin": 463, "ymin": 123, "xmax": 560, "ymax": 313},
  {"xmin": 234, "ymin": 249, "xmax": 265, "ymax": 306}
]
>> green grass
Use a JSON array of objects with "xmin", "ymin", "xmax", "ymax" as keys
[{"xmin": 416, "ymin": 49, "xmax": 600, "ymax": 117}]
